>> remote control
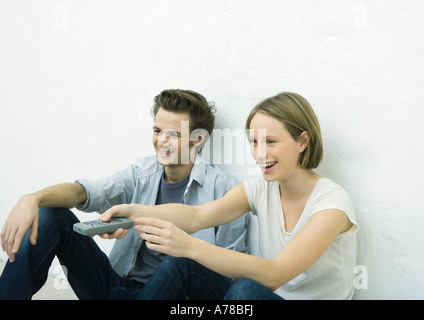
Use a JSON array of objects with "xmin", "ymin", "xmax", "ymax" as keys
[{"xmin": 73, "ymin": 218, "xmax": 134, "ymax": 236}]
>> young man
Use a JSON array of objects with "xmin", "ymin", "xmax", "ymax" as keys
[{"xmin": 0, "ymin": 89, "xmax": 248, "ymax": 300}]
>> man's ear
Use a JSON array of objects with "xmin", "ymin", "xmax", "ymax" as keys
[
  {"xmin": 190, "ymin": 129, "xmax": 209, "ymax": 150},
  {"xmin": 298, "ymin": 131, "xmax": 311, "ymax": 153}
]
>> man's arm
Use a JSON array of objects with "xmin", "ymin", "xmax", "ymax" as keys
[
  {"xmin": 1, "ymin": 183, "xmax": 87, "ymax": 262},
  {"xmin": 32, "ymin": 183, "xmax": 87, "ymax": 208}
]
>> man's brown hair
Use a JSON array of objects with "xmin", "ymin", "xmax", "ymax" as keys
[{"xmin": 151, "ymin": 89, "xmax": 216, "ymax": 136}]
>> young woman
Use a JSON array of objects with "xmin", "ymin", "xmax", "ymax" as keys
[{"xmin": 101, "ymin": 92, "xmax": 358, "ymax": 300}]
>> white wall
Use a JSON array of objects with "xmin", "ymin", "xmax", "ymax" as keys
[{"xmin": 1, "ymin": 0, "xmax": 423, "ymax": 299}]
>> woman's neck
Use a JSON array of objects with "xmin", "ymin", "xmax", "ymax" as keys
[{"xmin": 278, "ymin": 169, "xmax": 320, "ymax": 202}]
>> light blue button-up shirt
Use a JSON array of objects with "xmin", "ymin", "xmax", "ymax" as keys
[{"xmin": 75, "ymin": 155, "xmax": 249, "ymax": 277}]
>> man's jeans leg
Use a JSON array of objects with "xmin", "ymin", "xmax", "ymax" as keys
[{"xmin": 0, "ymin": 207, "xmax": 129, "ymax": 299}]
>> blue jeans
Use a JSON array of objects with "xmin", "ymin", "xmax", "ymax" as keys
[
  {"xmin": 137, "ymin": 257, "xmax": 284, "ymax": 300},
  {"xmin": 0, "ymin": 208, "xmax": 282, "ymax": 300},
  {"xmin": 0, "ymin": 208, "xmax": 144, "ymax": 300}
]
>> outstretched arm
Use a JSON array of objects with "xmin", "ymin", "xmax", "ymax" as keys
[{"xmin": 100, "ymin": 183, "xmax": 251, "ymax": 234}]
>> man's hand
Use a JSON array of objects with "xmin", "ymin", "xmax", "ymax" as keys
[
  {"xmin": 97, "ymin": 228, "xmax": 129, "ymax": 240},
  {"xmin": 1, "ymin": 194, "xmax": 39, "ymax": 263},
  {"xmin": 97, "ymin": 204, "xmax": 134, "ymax": 240}
]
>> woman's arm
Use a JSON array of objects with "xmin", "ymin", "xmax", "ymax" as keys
[
  {"xmin": 100, "ymin": 183, "xmax": 251, "ymax": 234},
  {"xmin": 137, "ymin": 208, "xmax": 352, "ymax": 291}
]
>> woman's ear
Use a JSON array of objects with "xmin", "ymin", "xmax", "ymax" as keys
[{"xmin": 298, "ymin": 131, "xmax": 311, "ymax": 153}]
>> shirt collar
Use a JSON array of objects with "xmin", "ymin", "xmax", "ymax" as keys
[
  {"xmin": 189, "ymin": 154, "xmax": 206, "ymax": 187},
  {"xmin": 142, "ymin": 154, "xmax": 206, "ymax": 187}
]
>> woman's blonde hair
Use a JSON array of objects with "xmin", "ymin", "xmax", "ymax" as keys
[{"xmin": 246, "ymin": 92, "xmax": 323, "ymax": 169}]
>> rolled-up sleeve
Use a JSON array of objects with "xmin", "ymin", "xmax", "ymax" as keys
[{"xmin": 75, "ymin": 165, "xmax": 137, "ymax": 213}]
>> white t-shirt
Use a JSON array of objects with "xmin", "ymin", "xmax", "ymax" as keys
[{"xmin": 243, "ymin": 176, "xmax": 358, "ymax": 300}]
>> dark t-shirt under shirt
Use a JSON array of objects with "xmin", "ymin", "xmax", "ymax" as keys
[{"xmin": 127, "ymin": 172, "xmax": 190, "ymax": 284}]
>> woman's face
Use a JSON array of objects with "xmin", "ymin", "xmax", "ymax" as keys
[{"xmin": 249, "ymin": 112, "xmax": 306, "ymax": 182}]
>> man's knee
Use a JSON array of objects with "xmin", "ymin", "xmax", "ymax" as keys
[{"xmin": 38, "ymin": 207, "xmax": 78, "ymax": 227}]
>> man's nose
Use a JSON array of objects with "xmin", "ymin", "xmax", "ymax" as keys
[{"xmin": 157, "ymin": 131, "xmax": 170, "ymax": 143}]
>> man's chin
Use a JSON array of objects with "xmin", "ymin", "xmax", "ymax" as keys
[{"xmin": 157, "ymin": 156, "xmax": 178, "ymax": 166}]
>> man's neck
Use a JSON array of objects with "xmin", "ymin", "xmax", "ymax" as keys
[{"xmin": 163, "ymin": 163, "xmax": 194, "ymax": 183}]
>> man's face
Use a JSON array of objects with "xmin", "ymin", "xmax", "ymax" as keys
[{"xmin": 152, "ymin": 107, "xmax": 193, "ymax": 166}]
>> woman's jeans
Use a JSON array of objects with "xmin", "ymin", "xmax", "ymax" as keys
[
  {"xmin": 137, "ymin": 257, "xmax": 283, "ymax": 300},
  {"xmin": 0, "ymin": 207, "xmax": 282, "ymax": 300}
]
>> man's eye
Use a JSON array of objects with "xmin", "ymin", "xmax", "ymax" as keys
[{"xmin": 167, "ymin": 132, "xmax": 179, "ymax": 139}]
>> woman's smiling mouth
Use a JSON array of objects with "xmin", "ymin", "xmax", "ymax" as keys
[{"xmin": 258, "ymin": 161, "xmax": 278, "ymax": 173}]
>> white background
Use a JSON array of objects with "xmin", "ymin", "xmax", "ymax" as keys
[{"xmin": 1, "ymin": 1, "xmax": 424, "ymax": 299}]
